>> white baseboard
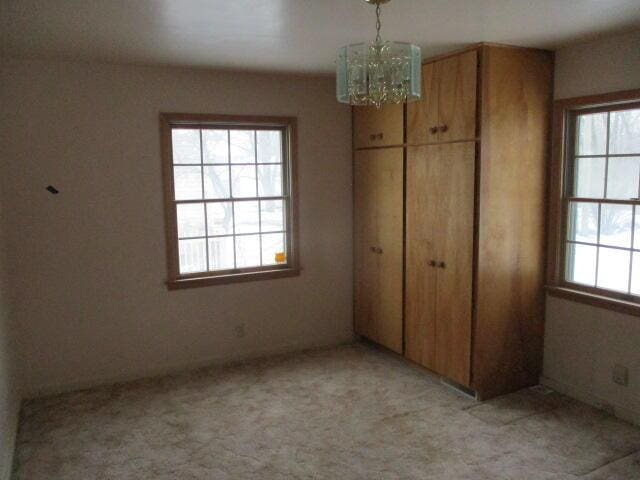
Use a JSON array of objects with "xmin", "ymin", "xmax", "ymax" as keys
[
  {"xmin": 541, "ymin": 376, "xmax": 640, "ymax": 427},
  {"xmin": 25, "ymin": 336, "xmax": 355, "ymax": 400}
]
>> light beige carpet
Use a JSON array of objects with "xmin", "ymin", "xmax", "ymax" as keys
[{"xmin": 13, "ymin": 343, "xmax": 640, "ymax": 479}]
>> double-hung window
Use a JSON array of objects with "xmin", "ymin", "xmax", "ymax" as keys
[
  {"xmin": 549, "ymin": 90, "xmax": 640, "ymax": 313},
  {"xmin": 160, "ymin": 114, "xmax": 299, "ymax": 289}
]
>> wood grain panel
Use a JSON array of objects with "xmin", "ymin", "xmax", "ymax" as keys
[
  {"xmin": 375, "ymin": 148, "xmax": 404, "ymax": 353},
  {"xmin": 438, "ymin": 50, "xmax": 478, "ymax": 143},
  {"xmin": 353, "ymin": 148, "xmax": 404, "ymax": 353},
  {"xmin": 353, "ymin": 104, "xmax": 404, "ymax": 149},
  {"xmin": 473, "ymin": 45, "xmax": 553, "ymax": 399},
  {"xmin": 407, "ymin": 62, "xmax": 439, "ymax": 145},
  {"xmin": 434, "ymin": 142, "xmax": 475, "ymax": 387},
  {"xmin": 405, "ymin": 145, "xmax": 439, "ymax": 369},
  {"xmin": 354, "ymin": 152, "xmax": 378, "ymax": 341}
]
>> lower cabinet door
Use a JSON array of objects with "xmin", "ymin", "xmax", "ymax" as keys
[
  {"xmin": 404, "ymin": 142, "xmax": 475, "ymax": 387},
  {"xmin": 354, "ymin": 147, "xmax": 403, "ymax": 354},
  {"xmin": 434, "ymin": 141, "xmax": 475, "ymax": 387},
  {"xmin": 405, "ymin": 145, "xmax": 439, "ymax": 370}
]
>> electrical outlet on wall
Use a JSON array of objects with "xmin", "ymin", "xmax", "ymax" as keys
[{"xmin": 613, "ymin": 364, "xmax": 629, "ymax": 386}]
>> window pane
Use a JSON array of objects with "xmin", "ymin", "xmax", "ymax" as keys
[
  {"xmin": 236, "ymin": 234, "xmax": 261, "ymax": 268},
  {"xmin": 566, "ymin": 243, "xmax": 597, "ymax": 286},
  {"xmin": 231, "ymin": 165, "xmax": 257, "ymax": 198},
  {"xmin": 179, "ymin": 239, "xmax": 207, "ymax": 274},
  {"xmin": 635, "ymin": 208, "xmax": 640, "ymax": 250},
  {"xmin": 206, "ymin": 202, "xmax": 233, "ymax": 236},
  {"xmin": 230, "ymin": 130, "xmax": 255, "ymax": 164},
  {"xmin": 202, "ymin": 130, "xmax": 228, "ymax": 163},
  {"xmin": 171, "ymin": 129, "xmax": 201, "ymax": 164},
  {"xmin": 176, "ymin": 203, "xmax": 205, "ymax": 238},
  {"xmin": 258, "ymin": 164, "xmax": 283, "ymax": 197},
  {"xmin": 234, "ymin": 201, "xmax": 259, "ymax": 234},
  {"xmin": 576, "ymin": 112, "xmax": 607, "ymax": 156},
  {"xmin": 599, "ymin": 203, "xmax": 632, "ymax": 248},
  {"xmin": 573, "ymin": 157, "xmax": 605, "ymax": 198},
  {"xmin": 597, "ymin": 247, "xmax": 630, "ymax": 293},
  {"xmin": 203, "ymin": 166, "xmax": 230, "ymax": 199},
  {"xmin": 631, "ymin": 252, "xmax": 640, "ymax": 295},
  {"xmin": 260, "ymin": 200, "xmax": 284, "ymax": 232},
  {"xmin": 567, "ymin": 202, "xmax": 598, "ymax": 244},
  {"xmin": 208, "ymin": 236, "xmax": 235, "ymax": 271},
  {"xmin": 606, "ymin": 157, "xmax": 640, "ymax": 200},
  {"xmin": 257, "ymin": 130, "xmax": 282, "ymax": 163},
  {"xmin": 609, "ymin": 108, "xmax": 640, "ymax": 154},
  {"xmin": 174, "ymin": 166, "xmax": 203, "ymax": 200},
  {"xmin": 262, "ymin": 233, "xmax": 285, "ymax": 266}
]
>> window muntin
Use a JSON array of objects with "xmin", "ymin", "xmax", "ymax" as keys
[
  {"xmin": 162, "ymin": 115, "xmax": 297, "ymax": 286},
  {"xmin": 564, "ymin": 105, "xmax": 640, "ymax": 297}
]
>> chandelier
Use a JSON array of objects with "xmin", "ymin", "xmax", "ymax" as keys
[{"xmin": 336, "ymin": 0, "xmax": 421, "ymax": 108}]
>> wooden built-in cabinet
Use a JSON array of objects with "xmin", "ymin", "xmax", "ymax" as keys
[{"xmin": 353, "ymin": 43, "xmax": 553, "ymax": 400}]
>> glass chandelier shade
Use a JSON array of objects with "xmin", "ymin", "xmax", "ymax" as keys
[{"xmin": 336, "ymin": 1, "xmax": 421, "ymax": 108}]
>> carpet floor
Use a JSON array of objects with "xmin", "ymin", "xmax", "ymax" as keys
[{"xmin": 13, "ymin": 343, "xmax": 640, "ymax": 479}]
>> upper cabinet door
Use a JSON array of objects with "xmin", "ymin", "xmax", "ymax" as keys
[
  {"xmin": 407, "ymin": 62, "xmax": 439, "ymax": 145},
  {"xmin": 353, "ymin": 104, "xmax": 404, "ymax": 149},
  {"xmin": 437, "ymin": 50, "xmax": 478, "ymax": 143}
]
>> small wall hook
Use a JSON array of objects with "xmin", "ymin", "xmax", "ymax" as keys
[{"xmin": 46, "ymin": 185, "xmax": 59, "ymax": 194}]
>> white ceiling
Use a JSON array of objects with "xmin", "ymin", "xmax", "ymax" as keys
[{"xmin": 1, "ymin": 0, "xmax": 640, "ymax": 74}]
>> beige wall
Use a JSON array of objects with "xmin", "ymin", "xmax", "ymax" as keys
[
  {"xmin": 0, "ymin": 190, "xmax": 20, "ymax": 479},
  {"xmin": 0, "ymin": 59, "xmax": 354, "ymax": 396},
  {"xmin": 554, "ymin": 29, "xmax": 640, "ymax": 100},
  {"xmin": 543, "ymin": 29, "xmax": 640, "ymax": 425}
]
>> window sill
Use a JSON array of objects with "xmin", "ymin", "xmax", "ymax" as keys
[
  {"xmin": 546, "ymin": 285, "xmax": 640, "ymax": 317},
  {"xmin": 167, "ymin": 267, "xmax": 300, "ymax": 290}
]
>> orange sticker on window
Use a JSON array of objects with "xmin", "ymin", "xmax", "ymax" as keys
[{"xmin": 275, "ymin": 252, "xmax": 286, "ymax": 264}]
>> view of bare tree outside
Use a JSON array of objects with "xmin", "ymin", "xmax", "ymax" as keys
[
  {"xmin": 566, "ymin": 107, "xmax": 640, "ymax": 295},
  {"xmin": 171, "ymin": 127, "xmax": 288, "ymax": 274}
]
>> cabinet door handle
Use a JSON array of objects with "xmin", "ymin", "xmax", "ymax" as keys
[
  {"xmin": 428, "ymin": 260, "xmax": 437, "ymax": 267},
  {"xmin": 438, "ymin": 261, "xmax": 446, "ymax": 269},
  {"xmin": 369, "ymin": 134, "xmax": 376, "ymax": 141},
  {"xmin": 376, "ymin": 247, "xmax": 383, "ymax": 254},
  {"xmin": 377, "ymin": 133, "xmax": 384, "ymax": 140},
  {"xmin": 429, "ymin": 126, "xmax": 438, "ymax": 134},
  {"xmin": 370, "ymin": 246, "xmax": 377, "ymax": 253},
  {"xmin": 440, "ymin": 125, "xmax": 448, "ymax": 133}
]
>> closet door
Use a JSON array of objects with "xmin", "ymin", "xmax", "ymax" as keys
[
  {"xmin": 406, "ymin": 62, "xmax": 439, "ymax": 145},
  {"xmin": 354, "ymin": 148, "xmax": 404, "ymax": 353},
  {"xmin": 438, "ymin": 50, "xmax": 478, "ymax": 143},
  {"xmin": 434, "ymin": 141, "xmax": 475, "ymax": 386},
  {"xmin": 354, "ymin": 153, "xmax": 378, "ymax": 342},
  {"xmin": 405, "ymin": 145, "xmax": 438, "ymax": 370},
  {"xmin": 353, "ymin": 104, "xmax": 404, "ymax": 149}
]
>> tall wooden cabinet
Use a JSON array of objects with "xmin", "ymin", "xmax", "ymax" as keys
[{"xmin": 353, "ymin": 43, "xmax": 554, "ymax": 400}]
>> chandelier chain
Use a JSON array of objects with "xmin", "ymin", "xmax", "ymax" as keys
[{"xmin": 375, "ymin": 4, "xmax": 381, "ymax": 43}]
